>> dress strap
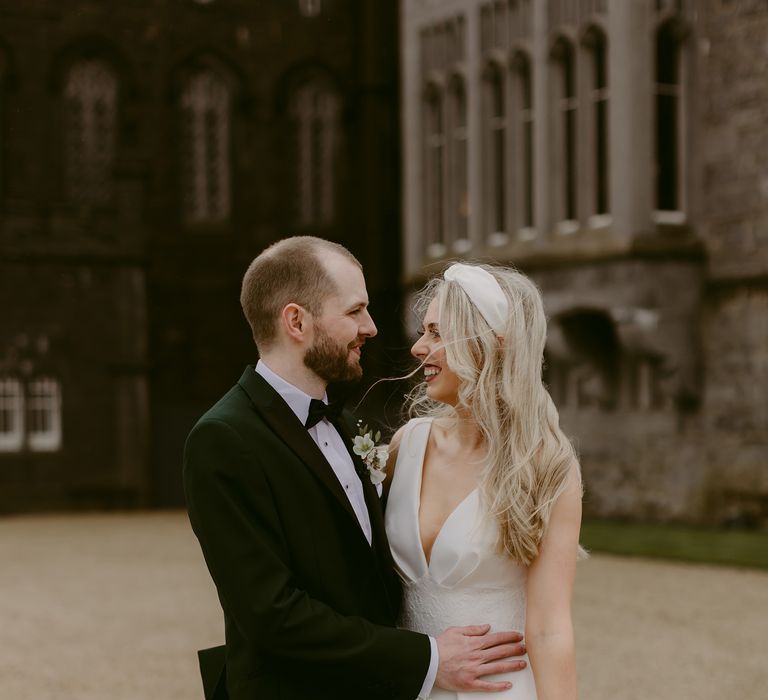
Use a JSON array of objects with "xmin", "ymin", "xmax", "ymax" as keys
[{"xmin": 393, "ymin": 417, "xmax": 433, "ymax": 475}]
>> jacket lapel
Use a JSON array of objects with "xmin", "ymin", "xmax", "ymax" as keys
[
  {"xmin": 334, "ymin": 414, "xmax": 397, "ymax": 567},
  {"xmin": 237, "ymin": 367, "xmax": 363, "ymax": 534},
  {"xmin": 336, "ymin": 416, "xmax": 402, "ymax": 614}
]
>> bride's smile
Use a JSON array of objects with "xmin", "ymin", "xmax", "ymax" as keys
[{"xmin": 412, "ymin": 299, "xmax": 461, "ymax": 406}]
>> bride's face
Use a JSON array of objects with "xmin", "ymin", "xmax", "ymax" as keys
[{"xmin": 411, "ymin": 298, "xmax": 461, "ymax": 406}]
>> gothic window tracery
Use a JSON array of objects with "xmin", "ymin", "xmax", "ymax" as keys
[
  {"xmin": 290, "ymin": 79, "xmax": 340, "ymax": 228},
  {"xmin": 64, "ymin": 60, "xmax": 117, "ymax": 207},
  {"xmin": 180, "ymin": 69, "xmax": 232, "ymax": 225}
]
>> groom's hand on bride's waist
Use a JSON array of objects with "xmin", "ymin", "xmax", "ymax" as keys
[{"xmin": 434, "ymin": 624, "xmax": 526, "ymax": 693}]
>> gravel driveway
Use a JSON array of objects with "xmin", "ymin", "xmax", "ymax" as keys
[{"xmin": 1, "ymin": 511, "xmax": 765, "ymax": 700}]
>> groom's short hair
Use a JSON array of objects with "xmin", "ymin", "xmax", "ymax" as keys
[{"xmin": 241, "ymin": 236, "xmax": 361, "ymax": 350}]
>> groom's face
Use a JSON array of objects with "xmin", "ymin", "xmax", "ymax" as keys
[{"xmin": 303, "ymin": 254, "xmax": 377, "ymax": 384}]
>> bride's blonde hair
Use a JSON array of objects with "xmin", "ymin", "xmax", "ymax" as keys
[{"xmin": 408, "ymin": 263, "xmax": 580, "ymax": 565}]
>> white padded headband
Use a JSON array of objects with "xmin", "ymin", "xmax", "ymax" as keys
[{"xmin": 443, "ymin": 263, "xmax": 509, "ymax": 335}]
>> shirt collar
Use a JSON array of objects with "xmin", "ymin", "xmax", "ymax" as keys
[{"xmin": 255, "ymin": 359, "xmax": 327, "ymax": 427}]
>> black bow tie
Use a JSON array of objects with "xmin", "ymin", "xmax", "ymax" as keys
[{"xmin": 305, "ymin": 398, "xmax": 344, "ymax": 429}]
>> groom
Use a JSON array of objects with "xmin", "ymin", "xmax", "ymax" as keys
[{"xmin": 184, "ymin": 236, "xmax": 526, "ymax": 700}]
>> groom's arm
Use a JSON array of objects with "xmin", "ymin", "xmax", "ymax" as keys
[{"xmin": 184, "ymin": 417, "xmax": 431, "ymax": 699}]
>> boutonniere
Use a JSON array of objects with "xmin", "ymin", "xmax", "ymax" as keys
[{"xmin": 352, "ymin": 421, "xmax": 389, "ymax": 485}]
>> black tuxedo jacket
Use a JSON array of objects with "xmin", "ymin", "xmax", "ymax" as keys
[{"xmin": 183, "ymin": 367, "xmax": 431, "ymax": 700}]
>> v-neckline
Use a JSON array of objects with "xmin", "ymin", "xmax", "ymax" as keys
[{"xmin": 415, "ymin": 418, "xmax": 479, "ymax": 569}]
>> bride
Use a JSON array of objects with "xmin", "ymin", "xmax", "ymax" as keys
[{"xmin": 384, "ymin": 263, "xmax": 583, "ymax": 700}]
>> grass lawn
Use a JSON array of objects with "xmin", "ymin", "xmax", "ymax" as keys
[{"xmin": 580, "ymin": 519, "xmax": 768, "ymax": 570}]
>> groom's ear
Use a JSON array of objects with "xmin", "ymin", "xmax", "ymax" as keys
[{"xmin": 281, "ymin": 303, "xmax": 310, "ymax": 343}]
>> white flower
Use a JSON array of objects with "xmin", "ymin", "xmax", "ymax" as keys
[
  {"xmin": 352, "ymin": 424, "xmax": 388, "ymax": 486},
  {"xmin": 353, "ymin": 434, "xmax": 375, "ymax": 457},
  {"xmin": 372, "ymin": 446, "xmax": 389, "ymax": 468},
  {"xmin": 362, "ymin": 445, "xmax": 388, "ymax": 470},
  {"xmin": 368, "ymin": 466, "xmax": 387, "ymax": 485}
]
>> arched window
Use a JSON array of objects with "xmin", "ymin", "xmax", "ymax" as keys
[
  {"xmin": 586, "ymin": 27, "xmax": 609, "ymax": 219},
  {"xmin": 447, "ymin": 77, "xmax": 469, "ymax": 249},
  {"xmin": 0, "ymin": 378, "xmax": 24, "ymax": 452},
  {"xmin": 423, "ymin": 86, "xmax": 445, "ymax": 252},
  {"xmin": 180, "ymin": 69, "xmax": 231, "ymax": 225},
  {"xmin": 290, "ymin": 79, "xmax": 340, "ymax": 227},
  {"xmin": 552, "ymin": 38, "xmax": 578, "ymax": 227},
  {"xmin": 655, "ymin": 20, "xmax": 684, "ymax": 216},
  {"xmin": 513, "ymin": 52, "xmax": 534, "ymax": 233},
  {"xmin": 419, "ymin": 16, "xmax": 465, "ymax": 257},
  {"xmin": 64, "ymin": 60, "xmax": 117, "ymax": 207},
  {"xmin": 483, "ymin": 63, "xmax": 506, "ymax": 239}
]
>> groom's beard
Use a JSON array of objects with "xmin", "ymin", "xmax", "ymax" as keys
[{"xmin": 304, "ymin": 324, "xmax": 363, "ymax": 384}]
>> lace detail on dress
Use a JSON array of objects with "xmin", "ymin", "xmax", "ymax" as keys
[{"xmin": 400, "ymin": 579, "xmax": 527, "ymax": 638}]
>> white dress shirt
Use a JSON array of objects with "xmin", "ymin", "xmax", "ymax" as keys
[{"xmin": 254, "ymin": 360, "xmax": 438, "ymax": 698}]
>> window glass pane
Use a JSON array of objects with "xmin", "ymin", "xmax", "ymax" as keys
[
  {"xmin": 656, "ymin": 25, "xmax": 679, "ymax": 85},
  {"xmin": 594, "ymin": 34, "xmax": 607, "ymax": 90},
  {"xmin": 492, "ymin": 127, "xmax": 505, "ymax": 233},
  {"xmin": 518, "ymin": 57, "xmax": 534, "ymax": 228},
  {"xmin": 556, "ymin": 41, "xmax": 577, "ymax": 222},
  {"xmin": 655, "ymin": 24, "xmax": 680, "ymax": 211},
  {"xmin": 64, "ymin": 60, "xmax": 117, "ymax": 206},
  {"xmin": 591, "ymin": 30, "xmax": 609, "ymax": 216},
  {"xmin": 425, "ymin": 93, "xmax": 445, "ymax": 248},
  {"xmin": 595, "ymin": 99, "xmax": 608, "ymax": 214},
  {"xmin": 564, "ymin": 108, "xmax": 576, "ymax": 219},
  {"xmin": 26, "ymin": 378, "xmax": 62, "ymax": 452},
  {"xmin": 449, "ymin": 82, "xmax": 468, "ymax": 243},
  {"xmin": 291, "ymin": 80, "xmax": 340, "ymax": 227},
  {"xmin": 0, "ymin": 378, "xmax": 24, "ymax": 452},
  {"xmin": 656, "ymin": 94, "xmax": 678, "ymax": 209},
  {"xmin": 181, "ymin": 70, "xmax": 231, "ymax": 224},
  {"xmin": 563, "ymin": 46, "xmax": 575, "ymax": 99},
  {"xmin": 486, "ymin": 69, "xmax": 506, "ymax": 235}
]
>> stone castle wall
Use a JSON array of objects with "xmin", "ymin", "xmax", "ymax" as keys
[{"xmin": 697, "ymin": 0, "xmax": 768, "ymax": 523}]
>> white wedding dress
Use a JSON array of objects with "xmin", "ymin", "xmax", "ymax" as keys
[{"xmin": 385, "ymin": 418, "xmax": 537, "ymax": 700}]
